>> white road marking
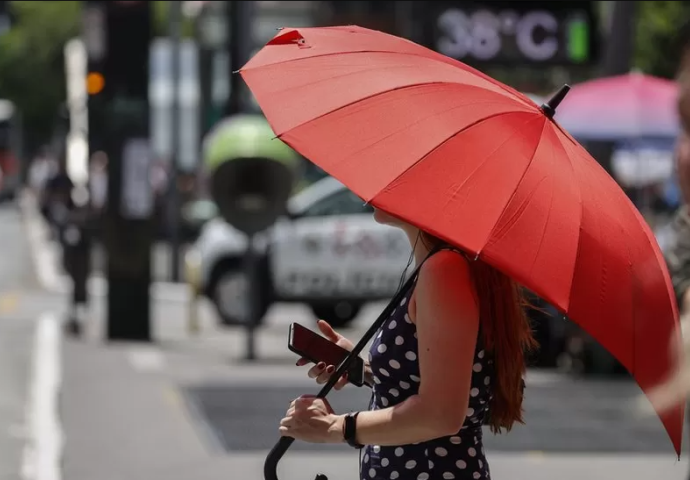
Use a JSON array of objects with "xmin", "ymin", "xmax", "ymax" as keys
[
  {"xmin": 127, "ymin": 346, "xmax": 166, "ymax": 372},
  {"xmin": 21, "ymin": 313, "xmax": 63, "ymax": 480}
]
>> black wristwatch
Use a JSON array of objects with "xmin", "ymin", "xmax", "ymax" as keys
[{"xmin": 342, "ymin": 412, "xmax": 364, "ymax": 449}]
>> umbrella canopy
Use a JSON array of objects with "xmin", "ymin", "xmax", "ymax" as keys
[
  {"xmin": 240, "ymin": 25, "xmax": 684, "ymax": 455},
  {"xmin": 554, "ymin": 72, "xmax": 680, "ymax": 141}
]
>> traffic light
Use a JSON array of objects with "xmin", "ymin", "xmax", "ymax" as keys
[
  {"xmin": 103, "ymin": 1, "xmax": 150, "ymax": 99},
  {"xmin": 86, "ymin": 71, "xmax": 105, "ymax": 96}
]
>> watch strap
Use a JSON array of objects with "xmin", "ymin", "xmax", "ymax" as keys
[{"xmin": 343, "ymin": 412, "xmax": 364, "ymax": 449}]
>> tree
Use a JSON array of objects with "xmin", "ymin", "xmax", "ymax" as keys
[
  {"xmin": 634, "ymin": 1, "xmax": 690, "ymax": 78},
  {"xmin": 0, "ymin": 1, "xmax": 81, "ymax": 151},
  {"xmin": 0, "ymin": 1, "xmax": 193, "ymax": 154}
]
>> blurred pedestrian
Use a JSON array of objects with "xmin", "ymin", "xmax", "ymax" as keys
[
  {"xmin": 285, "ymin": 210, "xmax": 537, "ymax": 480},
  {"xmin": 30, "ymin": 146, "xmax": 59, "ymax": 223},
  {"xmin": 42, "ymin": 157, "xmax": 74, "ymax": 237},
  {"xmin": 641, "ymin": 19, "xmax": 690, "ymax": 474},
  {"xmin": 89, "ymin": 151, "xmax": 108, "ymax": 214},
  {"xmin": 42, "ymin": 147, "xmax": 93, "ymax": 336}
]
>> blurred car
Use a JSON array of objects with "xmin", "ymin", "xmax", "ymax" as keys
[{"xmin": 193, "ymin": 176, "xmax": 413, "ymax": 328}]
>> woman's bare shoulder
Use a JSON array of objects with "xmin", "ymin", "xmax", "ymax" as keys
[
  {"xmin": 409, "ymin": 248, "xmax": 479, "ymax": 331},
  {"xmin": 419, "ymin": 248, "xmax": 472, "ymax": 283}
]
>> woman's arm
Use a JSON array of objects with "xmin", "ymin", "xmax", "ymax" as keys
[
  {"xmin": 364, "ymin": 362, "xmax": 375, "ymax": 389},
  {"xmin": 333, "ymin": 250, "xmax": 480, "ymax": 446}
]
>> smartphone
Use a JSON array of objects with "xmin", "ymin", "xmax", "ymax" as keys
[{"xmin": 288, "ymin": 323, "xmax": 365, "ymax": 387}]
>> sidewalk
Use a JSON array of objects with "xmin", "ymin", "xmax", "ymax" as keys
[
  {"xmin": 54, "ymin": 303, "xmax": 690, "ymax": 480},
  {"xmin": 59, "ymin": 305, "xmax": 364, "ymax": 480}
]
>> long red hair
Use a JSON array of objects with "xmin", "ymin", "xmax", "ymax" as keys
[{"xmin": 421, "ymin": 233, "xmax": 538, "ymax": 434}]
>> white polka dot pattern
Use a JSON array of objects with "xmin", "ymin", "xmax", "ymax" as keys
[
  {"xmin": 435, "ymin": 447, "xmax": 448, "ymax": 457},
  {"xmin": 360, "ymin": 277, "xmax": 493, "ymax": 480}
]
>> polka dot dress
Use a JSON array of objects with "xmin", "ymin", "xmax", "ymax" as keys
[{"xmin": 360, "ymin": 276, "xmax": 494, "ymax": 480}]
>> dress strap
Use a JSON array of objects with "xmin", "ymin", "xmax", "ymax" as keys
[{"xmin": 420, "ymin": 243, "xmax": 472, "ymax": 268}]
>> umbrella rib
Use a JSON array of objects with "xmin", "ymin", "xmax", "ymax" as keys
[
  {"xmin": 243, "ymin": 49, "xmax": 533, "ymax": 108},
  {"xmin": 373, "ymin": 110, "xmax": 530, "ymax": 204},
  {"xmin": 275, "ymin": 81, "xmax": 533, "ymax": 156},
  {"xmin": 476, "ymin": 118, "xmax": 550, "ymax": 266},
  {"xmin": 273, "ymin": 78, "xmax": 528, "ymax": 138},
  {"xmin": 551, "ymin": 131, "xmax": 585, "ymax": 316}
]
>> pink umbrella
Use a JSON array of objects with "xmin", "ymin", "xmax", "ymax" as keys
[{"xmin": 554, "ymin": 72, "xmax": 680, "ymax": 141}]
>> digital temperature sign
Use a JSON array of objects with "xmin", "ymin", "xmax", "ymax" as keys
[{"xmin": 423, "ymin": 1, "xmax": 599, "ymax": 66}]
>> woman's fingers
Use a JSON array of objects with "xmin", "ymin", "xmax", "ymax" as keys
[
  {"xmin": 307, "ymin": 362, "xmax": 326, "ymax": 379},
  {"xmin": 317, "ymin": 320, "xmax": 340, "ymax": 343},
  {"xmin": 295, "ymin": 357, "xmax": 310, "ymax": 367},
  {"xmin": 306, "ymin": 362, "xmax": 348, "ymax": 388},
  {"xmin": 316, "ymin": 365, "xmax": 335, "ymax": 384},
  {"xmin": 334, "ymin": 373, "xmax": 349, "ymax": 390}
]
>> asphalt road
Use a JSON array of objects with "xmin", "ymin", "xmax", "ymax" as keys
[{"xmin": 184, "ymin": 373, "xmax": 681, "ymax": 455}]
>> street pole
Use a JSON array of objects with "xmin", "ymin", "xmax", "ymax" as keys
[
  {"xmin": 100, "ymin": 1, "xmax": 154, "ymax": 342},
  {"xmin": 226, "ymin": 0, "xmax": 255, "ymax": 116},
  {"xmin": 227, "ymin": 0, "xmax": 258, "ymax": 361},
  {"xmin": 169, "ymin": 0, "xmax": 182, "ymax": 282}
]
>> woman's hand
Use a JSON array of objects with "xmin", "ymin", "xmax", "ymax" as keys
[
  {"xmin": 279, "ymin": 395, "xmax": 344, "ymax": 443},
  {"xmin": 296, "ymin": 320, "xmax": 373, "ymax": 389}
]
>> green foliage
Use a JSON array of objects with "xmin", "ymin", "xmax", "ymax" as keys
[
  {"xmin": 0, "ymin": 1, "xmax": 81, "ymax": 145},
  {"xmin": 152, "ymin": 1, "xmax": 196, "ymax": 38},
  {"xmin": 0, "ymin": 1, "xmax": 193, "ymax": 149},
  {"xmin": 634, "ymin": 1, "xmax": 690, "ymax": 78}
]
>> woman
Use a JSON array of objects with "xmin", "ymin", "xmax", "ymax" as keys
[{"xmin": 281, "ymin": 208, "xmax": 538, "ymax": 480}]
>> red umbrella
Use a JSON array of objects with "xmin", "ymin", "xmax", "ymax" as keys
[{"xmin": 241, "ymin": 25, "xmax": 684, "ymax": 455}]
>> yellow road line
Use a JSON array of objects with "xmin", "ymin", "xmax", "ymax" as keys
[{"xmin": 0, "ymin": 292, "xmax": 19, "ymax": 314}]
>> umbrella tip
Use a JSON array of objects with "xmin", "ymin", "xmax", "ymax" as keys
[{"xmin": 540, "ymin": 84, "xmax": 571, "ymax": 119}]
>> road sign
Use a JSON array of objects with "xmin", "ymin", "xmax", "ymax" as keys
[{"xmin": 424, "ymin": 1, "xmax": 599, "ymax": 66}]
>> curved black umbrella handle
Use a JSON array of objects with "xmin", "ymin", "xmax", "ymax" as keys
[
  {"xmin": 263, "ymin": 263, "xmax": 424, "ymax": 480},
  {"xmin": 264, "ymin": 437, "xmax": 328, "ymax": 480},
  {"xmin": 263, "ymin": 436, "xmax": 295, "ymax": 480}
]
